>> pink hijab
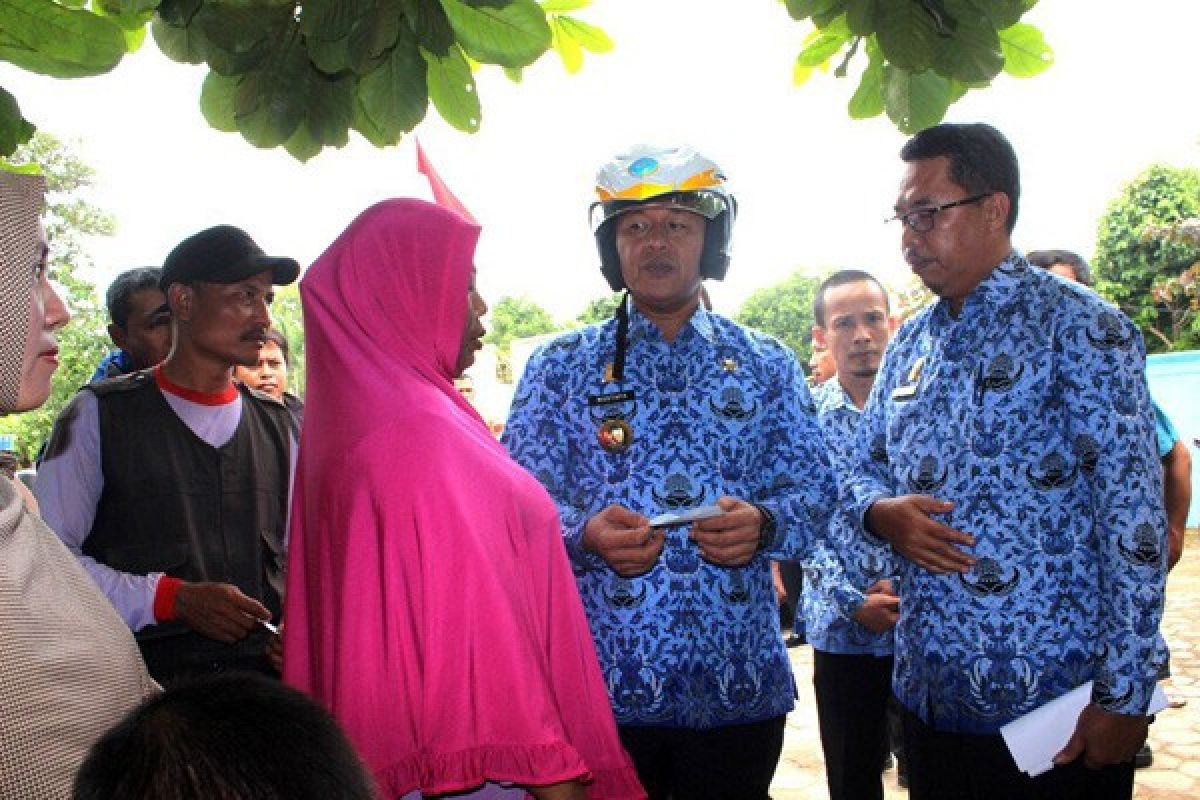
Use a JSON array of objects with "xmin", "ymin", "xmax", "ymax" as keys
[{"xmin": 283, "ymin": 199, "xmax": 642, "ymax": 799}]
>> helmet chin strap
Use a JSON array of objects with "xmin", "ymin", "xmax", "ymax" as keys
[{"xmin": 610, "ymin": 291, "xmax": 630, "ymax": 382}]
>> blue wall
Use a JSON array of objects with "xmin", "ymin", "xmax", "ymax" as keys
[{"xmin": 1147, "ymin": 351, "xmax": 1200, "ymax": 528}]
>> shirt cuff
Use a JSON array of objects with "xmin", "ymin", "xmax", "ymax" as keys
[
  {"xmin": 153, "ymin": 575, "xmax": 182, "ymax": 622},
  {"xmin": 562, "ymin": 512, "xmax": 608, "ymax": 573},
  {"xmin": 832, "ymin": 584, "xmax": 868, "ymax": 623},
  {"xmin": 855, "ymin": 491, "xmax": 892, "ymax": 545}
]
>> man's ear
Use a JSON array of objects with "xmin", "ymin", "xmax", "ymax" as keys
[
  {"xmin": 811, "ymin": 324, "xmax": 827, "ymax": 351},
  {"xmin": 107, "ymin": 322, "xmax": 128, "ymax": 351},
  {"xmin": 169, "ymin": 283, "xmax": 193, "ymax": 323},
  {"xmin": 985, "ymin": 192, "xmax": 1011, "ymax": 232},
  {"xmin": 888, "ymin": 315, "xmax": 900, "ymax": 335}
]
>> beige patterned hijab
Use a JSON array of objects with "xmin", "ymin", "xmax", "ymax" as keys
[{"xmin": 0, "ymin": 168, "xmax": 46, "ymax": 412}]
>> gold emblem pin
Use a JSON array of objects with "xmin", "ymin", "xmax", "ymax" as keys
[{"xmin": 597, "ymin": 417, "xmax": 633, "ymax": 453}]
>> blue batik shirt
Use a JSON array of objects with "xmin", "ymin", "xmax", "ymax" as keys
[
  {"xmin": 800, "ymin": 379, "xmax": 897, "ymax": 657},
  {"xmin": 847, "ymin": 253, "xmax": 1168, "ymax": 735},
  {"xmin": 503, "ymin": 302, "xmax": 837, "ymax": 729}
]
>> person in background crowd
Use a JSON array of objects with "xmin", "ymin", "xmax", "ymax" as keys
[
  {"xmin": 808, "ymin": 345, "xmax": 837, "ymax": 386},
  {"xmin": 72, "ymin": 673, "xmax": 377, "ymax": 800},
  {"xmin": 0, "ymin": 165, "xmax": 157, "ymax": 799},
  {"xmin": 1027, "ymin": 247, "xmax": 1192, "ymax": 767},
  {"xmin": 36, "ymin": 224, "xmax": 298, "ymax": 684},
  {"xmin": 283, "ymin": 198, "xmax": 643, "ymax": 800},
  {"xmin": 235, "ymin": 327, "xmax": 304, "ymax": 428},
  {"xmin": 852, "ymin": 123, "xmax": 1166, "ymax": 799},
  {"xmin": 91, "ymin": 267, "xmax": 171, "ymax": 382},
  {"xmin": 503, "ymin": 145, "xmax": 836, "ymax": 800},
  {"xmin": 799, "ymin": 269, "xmax": 902, "ymax": 800}
]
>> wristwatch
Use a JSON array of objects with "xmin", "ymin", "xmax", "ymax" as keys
[{"xmin": 752, "ymin": 502, "xmax": 777, "ymax": 551}]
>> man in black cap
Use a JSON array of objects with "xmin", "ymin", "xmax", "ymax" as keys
[{"xmin": 36, "ymin": 225, "xmax": 299, "ymax": 683}]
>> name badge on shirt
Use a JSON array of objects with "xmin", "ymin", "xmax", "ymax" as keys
[
  {"xmin": 588, "ymin": 390, "xmax": 636, "ymax": 407},
  {"xmin": 891, "ymin": 356, "xmax": 925, "ymax": 402}
]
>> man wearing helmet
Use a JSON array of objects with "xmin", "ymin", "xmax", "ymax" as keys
[{"xmin": 503, "ymin": 146, "xmax": 837, "ymax": 799}]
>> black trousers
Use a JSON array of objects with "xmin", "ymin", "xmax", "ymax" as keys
[
  {"xmin": 813, "ymin": 650, "xmax": 893, "ymax": 800},
  {"xmin": 618, "ymin": 716, "xmax": 786, "ymax": 800},
  {"xmin": 900, "ymin": 703, "xmax": 1135, "ymax": 800}
]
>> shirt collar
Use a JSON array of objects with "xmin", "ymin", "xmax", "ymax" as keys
[
  {"xmin": 813, "ymin": 378, "xmax": 859, "ymax": 416},
  {"xmin": 626, "ymin": 297, "xmax": 716, "ymax": 345},
  {"xmin": 933, "ymin": 250, "xmax": 1027, "ymax": 324}
]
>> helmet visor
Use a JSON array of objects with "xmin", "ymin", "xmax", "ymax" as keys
[{"xmin": 589, "ymin": 190, "xmax": 729, "ymax": 232}]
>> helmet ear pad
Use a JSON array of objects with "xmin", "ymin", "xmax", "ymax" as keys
[
  {"xmin": 595, "ymin": 207, "xmax": 735, "ymax": 292},
  {"xmin": 597, "ymin": 218, "xmax": 625, "ymax": 291}
]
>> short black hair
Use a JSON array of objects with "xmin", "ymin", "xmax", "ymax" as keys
[
  {"xmin": 72, "ymin": 673, "xmax": 377, "ymax": 800},
  {"xmin": 1026, "ymin": 249, "xmax": 1093, "ymax": 287},
  {"xmin": 900, "ymin": 123, "xmax": 1021, "ymax": 234},
  {"xmin": 105, "ymin": 267, "xmax": 162, "ymax": 329},
  {"xmin": 264, "ymin": 328, "xmax": 290, "ymax": 366},
  {"xmin": 813, "ymin": 269, "xmax": 890, "ymax": 327}
]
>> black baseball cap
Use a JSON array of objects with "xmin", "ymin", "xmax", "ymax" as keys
[{"xmin": 160, "ymin": 225, "xmax": 300, "ymax": 291}]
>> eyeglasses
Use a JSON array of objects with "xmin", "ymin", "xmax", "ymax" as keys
[{"xmin": 887, "ymin": 193, "xmax": 991, "ymax": 233}]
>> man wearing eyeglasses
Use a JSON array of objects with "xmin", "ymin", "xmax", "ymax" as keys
[{"xmin": 845, "ymin": 123, "xmax": 1167, "ymax": 799}]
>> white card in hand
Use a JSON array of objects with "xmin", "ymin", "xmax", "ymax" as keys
[
  {"xmin": 648, "ymin": 504, "xmax": 724, "ymax": 528},
  {"xmin": 1000, "ymin": 680, "xmax": 1170, "ymax": 777}
]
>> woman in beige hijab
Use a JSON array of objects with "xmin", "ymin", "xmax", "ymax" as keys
[{"xmin": 0, "ymin": 166, "xmax": 157, "ymax": 799}]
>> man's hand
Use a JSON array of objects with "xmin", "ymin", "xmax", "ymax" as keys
[
  {"xmin": 865, "ymin": 495, "xmax": 975, "ymax": 574},
  {"xmin": 771, "ymin": 562, "xmax": 788, "ymax": 605},
  {"xmin": 174, "ymin": 581, "xmax": 271, "ymax": 644},
  {"xmin": 1054, "ymin": 703, "xmax": 1149, "ymax": 769},
  {"xmin": 852, "ymin": 582, "xmax": 899, "ymax": 633},
  {"xmin": 528, "ymin": 781, "xmax": 586, "ymax": 800},
  {"xmin": 690, "ymin": 497, "xmax": 764, "ymax": 567},
  {"xmin": 583, "ymin": 505, "xmax": 663, "ymax": 577}
]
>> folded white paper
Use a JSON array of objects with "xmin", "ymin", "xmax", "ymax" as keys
[
  {"xmin": 1000, "ymin": 681, "xmax": 1170, "ymax": 777},
  {"xmin": 648, "ymin": 504, "xmax": 723, "ymax": 528}
]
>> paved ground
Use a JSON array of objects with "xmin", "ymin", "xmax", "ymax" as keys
[{"xmin": 770, "ymin": 531, "xmax": 1200, "ymax": 799}]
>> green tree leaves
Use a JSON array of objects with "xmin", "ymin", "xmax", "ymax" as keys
[
  {"xmin": 1093, "ymin": 164, "xmax": 1200, "ymax": 352},
  {"xmin": 735, "ymin": 271, "xmax": 823, "ymax": 363},
  {"xmin": 0, "ymin": 0, "xmax": 128, "ymax": 78},
  {"xmin": 998, "ymin": 22, "xmax": 1052, "ymax": 77},
  {"xmin": 484, "ymin": 295, "xmax": 560, "ymax": 354},
  {"xmin": 440, "ymin": 0, "xmax": 550, "ymax": 68},
  {"xmin": 784, "ymin": 0, "xmax": 1054, "ymax": 133},
  {"xmin": 0, "ymin": 0, "xmax": 610, "ymax": 161}
]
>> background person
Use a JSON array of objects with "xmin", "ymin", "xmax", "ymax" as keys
[
  {"xmin": 0, "ymin": 166, "xmax": 157, "ymax": 799},
  {"xmin": 799, "ymin": 269, "xmax": 901, "ymax": 800},
  {"xmin": 235, "ymin": 327, "xmax": 303, "ymax": 427},
  {"xmin": 90, "ymin": 266, "xmax": 172, "ymax": 382},
  {"xmin": 283, "ymin": 198, "xmax": 643, "ymax": 800},
  {"xmin": 36, "ymin": 224, "xmax": 298, "ymax": 684}
]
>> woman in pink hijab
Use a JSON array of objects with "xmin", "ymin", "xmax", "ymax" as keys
[{"xmin": 283, "ymin": 199, "xmax": 643, "ymax": 800}]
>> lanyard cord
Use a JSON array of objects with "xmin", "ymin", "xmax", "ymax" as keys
[{"xmin": 611, "ymin": 290, "xmax": 630, "ymax": 382}]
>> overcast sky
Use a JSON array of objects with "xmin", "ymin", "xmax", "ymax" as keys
[{"xmin": 3, "ymin": 0, "xmax": 1198, "ymax": 320}]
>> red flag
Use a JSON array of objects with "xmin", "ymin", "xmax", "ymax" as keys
[{"xmin": 415, "ymin": 138, "xmax": 477, "ymax": 224}]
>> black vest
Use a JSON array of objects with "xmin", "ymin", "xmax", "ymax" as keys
[{"xmin": 83, "ymin": 370, "xmax": 291, "ymax": 682}]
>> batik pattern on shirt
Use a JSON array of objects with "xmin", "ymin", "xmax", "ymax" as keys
[
  {"xmin": 846, "ymin": 254, "xmax": 1167, "ymax": 734},
  {"xmin": 503, "ymin": 304, "xmax": 836, "ymax": 729},
  {"xmin": 800, "ymin": 379, "xmax": 897, "ymax": 657}
]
